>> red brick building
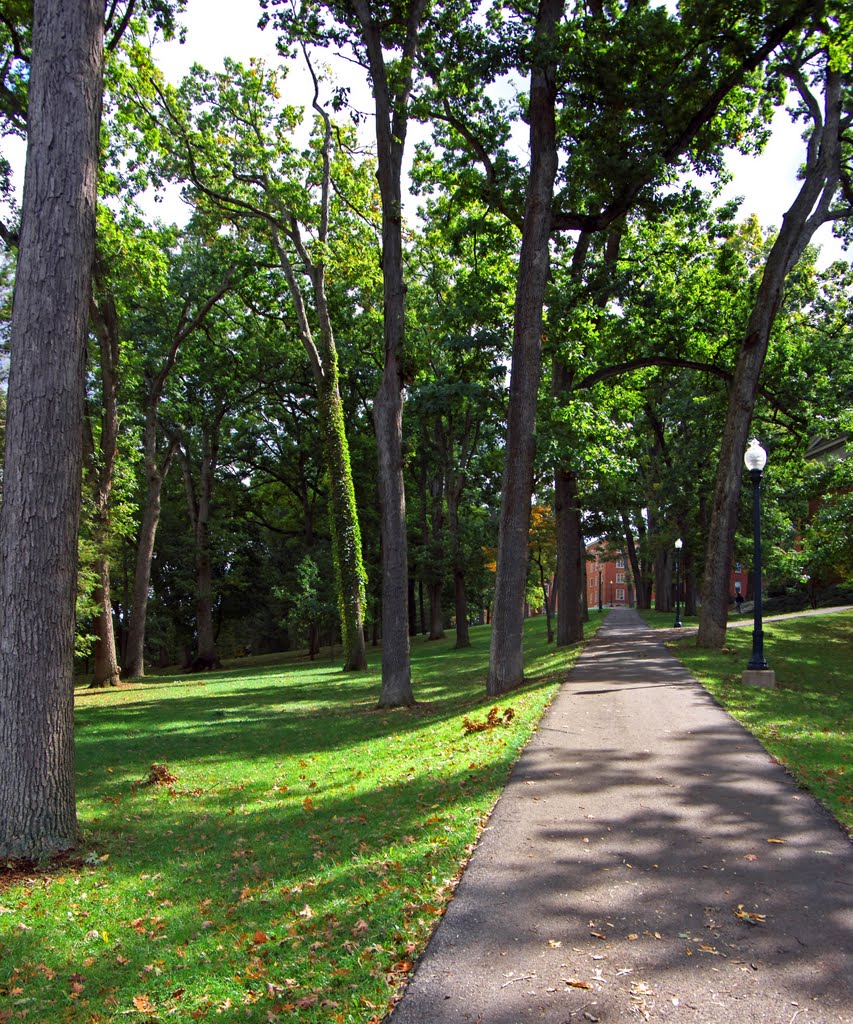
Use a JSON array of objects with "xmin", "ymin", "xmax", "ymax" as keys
[{"xmin": 587, "ymin": 542, "xmax": 633, "ymax": 608}]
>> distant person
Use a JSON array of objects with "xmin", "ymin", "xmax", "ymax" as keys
[{"xmin": 735, "ymin": 588, "xmax": 744, "ymax": 614}]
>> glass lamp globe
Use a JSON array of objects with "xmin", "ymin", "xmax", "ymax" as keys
[{"xmin": 744, "ymin": 438, "xmax": 767, "ymax": 472}]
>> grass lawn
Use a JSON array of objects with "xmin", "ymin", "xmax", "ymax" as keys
[
  {"xmin": 666, "ymin": 610, "xmax": 853, "ymax": 837},
  {"xmin": 0, "ymin": 615, "xmax": 600, "ymax": 1024}
]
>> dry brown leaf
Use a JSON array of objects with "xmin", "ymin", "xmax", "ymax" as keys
[{"xmin": 564, "ymin": 979, "xmax": 593, "ymax": 989}]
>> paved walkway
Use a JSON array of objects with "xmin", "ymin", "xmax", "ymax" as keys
[{"xmin": 388, "ymin": 609, "xmax": 852, "ymax": 1024}]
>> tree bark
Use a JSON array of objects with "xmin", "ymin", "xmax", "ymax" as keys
[
  {"xmin": 447, "ymin": 480, "xmax": 470, "ymax": 649},
  {"xmin": 91, "ymin": 562, "xmax": 121, "ymax": 688},
  {"xmin": 350, "ymin": 0, "xmax": 429, "ymax": 706},
  {"xmin": 698, "ymin": 68, "xmax": 843, "ymax": 648},
  {"xmin": 86, "ymin": 291, "xmax": 121, "ymax": 688},
  {"xmin": 122, "ymin": 416, "xmax": 177, "ymax": 678},
  {"xmin": 0, "ymin": 0, "xmax": 103, "ymax": 859},
  {"xmin": 179, "ymin": 414, "xmax": 225, "ymax": 670},
  {"xmin": 554, "ymin": 467, "xmax": 584, "ymax": 644},
  {"xmin": 487, "ymin": 0, "xmax": 563, "ymax": 695},
  {"xmin": 622, "ymin": 512, "xmax": 650, "ymax": 610}
]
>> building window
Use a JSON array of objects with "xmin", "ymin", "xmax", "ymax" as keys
[
  {"xmin": 616, "ymin": 558, "xmax": 625, "ymax": 568},
  {"xmin": 616, "ymin": 588, "xmax": 625, "ymax": 602},
  {"xmin": 616, "ymin": 572, "xmax": 625, "ymax": 583}
]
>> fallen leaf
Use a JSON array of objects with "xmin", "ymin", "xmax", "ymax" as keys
[
  {"xmin": 252, "ymin": 931, "xmax": 270, "ymax": 944},
  {"xmin": 132, "ymin": 994, "xmax": 154, "ymax": 1012},
  {"xmin": 767, "ymin": 838, "xmax": 785, "ymax": 844},
  {"xmin": 590, "ymin": 930, "xmax": 606, "ymax": 939},
  {"xmin": 547, "ymin": 939, "xmax": 562, "ymax": 948},
  {"xmin": 627, "ymin": 933, "xmax": 639, "ymax": 941},
  {"xmin": 734, "ymin": 904, "xmax": 766, "ymax": 926},
  {"xmin": 564, "ymin": 979, "xmax": 592, "ymax": 989}
]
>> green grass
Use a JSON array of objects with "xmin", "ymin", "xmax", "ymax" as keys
[
  {"xmin": 0, "ymin": 617, "xmax": 598, "ymax": 1024},
  {"xmin": 668, "ymin": 610, "xmax": 853, "ymax": 836}
]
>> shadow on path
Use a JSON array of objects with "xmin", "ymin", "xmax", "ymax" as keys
[{"xmin": 388, "ymin": 609, "xmax": 852, "ymax": 1024}]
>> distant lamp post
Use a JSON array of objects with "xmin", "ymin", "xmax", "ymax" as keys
[
  {"xmin": 743, "ymin": 439, "xmax": 776, "ymax": 687},
  {"xmin": 598, "ymin": 569, "xmax": 603, "ymax": 612},
  {"xmin": 673, "ymin": 538, "xmax": 683, "ymax": 628}
]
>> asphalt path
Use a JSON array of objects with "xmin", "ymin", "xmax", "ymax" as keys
[{"xmin": 387, "ymin": 608, "xmax": 852, "ymax": 1024}]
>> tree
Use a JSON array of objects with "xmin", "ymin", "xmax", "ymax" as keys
[
  {"xmin": 129, "ymin": 49, "xmax": 372, "ymax": 672},
  {"xmin": 0, "ymin": 0, "xmax": 104, "ymax": 858},
  {"xmin": 423, "ymin": 0, "xmax": 819, "ymax": 692},
  {"xmin": 487, "ymin": 0, "xmax": 564, "ymax": 695},
  {"xmin": 123, "ymin": 230, "xmax": 234, "ymax": 678},
  {"xmin": 698, "ymin": 52, "xmax": 852, "ymax": 648},
  {"xmin": 265, "ymin": 0, "xmax": 439, "ymax": 705}
]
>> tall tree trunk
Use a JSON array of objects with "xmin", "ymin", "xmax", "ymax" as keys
[
  {"xmin": 351, "ymin": 0, "xmax": 428, "ymax": 707},
  {"xmin": 122, "ymin": 416, "xmax": 177, "ymax": 678},
  {"xmin": 318, "ymin": 376, "xmax": 368, "ymax": 670},
  {"xmin": 269, "ymin": 67, "xmax": 368, "ymax": 673},
  {"xmin": 91, "ymin": 560, "xmax": 120, "ymax": 688},
  {"xmin": 555, "ymin": 467, "xmax": 584, "ymax": 644},
  {"xmin": 447, "ymin": 481, "xmax": 470, "ymax": 649},
  {"xmin": 622, "ymin": 511, "xmax": 651, "ymax": 610},
  {"xmin": 698, "ymin": 68, "xmax": 843, "ymax": 648},
  {"xmin": 180, "ymin": 415, "xmax": 225, "ymax": 670},
  {"xmin": 86, "ymin": 289, "xmax": 121, "ymax": 688},
  {"xmin": 488, "ymin": 0, "xmax": 564, "ymax": 696},
  {"xmin": 0, "ymin": 0, "xmax": 103, "ymax": 860},
  {"xmin": 427, "ymin": 474, "xmax": 445, "ymax": 640}
]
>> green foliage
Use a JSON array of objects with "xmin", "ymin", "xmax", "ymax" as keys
[{"xmin": 281, "ymin": 555, "xmax": 335, "ymax": 649}]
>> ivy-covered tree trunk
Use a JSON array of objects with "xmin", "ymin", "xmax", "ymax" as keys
[
  {"xmin": 318, "ymin": 374, "xmax": 367, "ymax": 671},
  {"xmin": 698, "ymin": 67, "xmax": 843, "ymax": 648},
  {"xmin": 487, "ymin": 0, "xmax": 563, "ymax": 695},
  {"xmin": 0, "ymin": 0, "xmax": 103, "ymax": 859}
]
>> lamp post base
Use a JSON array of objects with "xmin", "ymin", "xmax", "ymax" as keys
[{"xmin": 742, "ymin": 668, "xmax": 777, "ymax": 688}]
